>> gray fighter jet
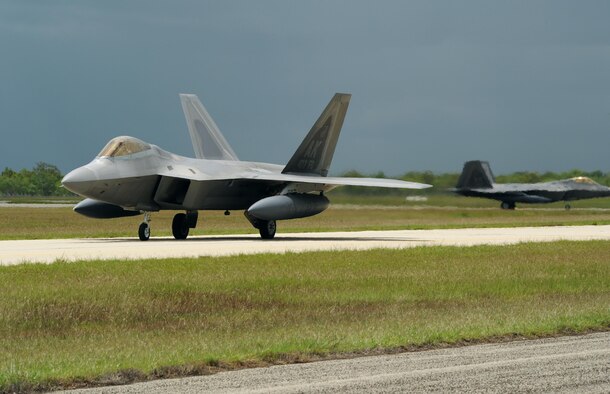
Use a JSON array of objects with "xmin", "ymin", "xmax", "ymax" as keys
[
  {"xmin": 62, "ymin": 93, "xmax": 431, "ymax": 240},
  {"xmin": 453, "ymin": 160, "xmax": 610, "ymax": 210}
]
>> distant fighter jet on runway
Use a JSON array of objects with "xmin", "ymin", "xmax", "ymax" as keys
[
  {"xmin": 453, "ymin": 160, "xmax": 610, "ymax": 210},
  {"xmin": 62, "ymin": 93, "xmax": 431, "ymax": 240}
]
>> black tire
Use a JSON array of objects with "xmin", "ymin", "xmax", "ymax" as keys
[
  {"xmin": 138, "ymin": 222, "xmax": 150, "ymax": 241},
  {"xmin": 172, "ymin": 213, "xmax": 189, "ymax": 240},
  {"xmin": 501, "ymin": 202, "xmax": 515, "ymax": 210},
  {"xmin": 259, "ymin": 220, "xmax": 276, "ymax": 240},
  {"xmin": 565, "ymin": 203, "xmax": 571, "ymax": 210}
]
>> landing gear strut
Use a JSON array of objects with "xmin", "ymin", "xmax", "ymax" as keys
[
  {"xmin": 138, "ymin": 212, "xmax": 151, "ymax": 241},
  {"xmin": 500, "ymin": 201, "xmax": 516, "ymax": 210}
]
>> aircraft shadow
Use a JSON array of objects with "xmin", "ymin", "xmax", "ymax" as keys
[{"xmin": 92, "ymin": 235, "xmax": 424, "ymax": 243}]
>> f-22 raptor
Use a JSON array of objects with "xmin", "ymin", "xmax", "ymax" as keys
[
  {"xmin": 454, "ymin": 160, "xmax": 610, "ymax": 210},
  {"xmin": 62, "ymin": 93, "xmax": 430, "ymax": 240}
]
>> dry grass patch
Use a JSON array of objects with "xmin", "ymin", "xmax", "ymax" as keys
[{"xmin": 2, "ymin": 196, "xmax": 610, "ymax": 240}]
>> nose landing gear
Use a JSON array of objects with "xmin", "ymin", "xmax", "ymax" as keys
[{"xmin": 138, "ymin": 212, "xmax": 151, "ymax": 241}]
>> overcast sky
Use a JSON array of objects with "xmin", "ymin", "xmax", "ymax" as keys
[{"xmin": 1, "ymin": 1, "xmax": 609, "ymax": 176}]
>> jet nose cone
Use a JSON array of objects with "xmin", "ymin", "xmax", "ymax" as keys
[{"xmin": 62, "ymin": 167, "xmax": 96, "ymax": 194}]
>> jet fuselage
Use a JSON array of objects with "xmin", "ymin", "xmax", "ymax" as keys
[
  {"xmin": 62, "ymin": 142, "xmax": 291, "ymax": 212},
  {"xmin": 454, "ymin": 160, "xmax": 610, "ymax": 209}
]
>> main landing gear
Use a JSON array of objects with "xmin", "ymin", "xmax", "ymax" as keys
[
  {"xmin": 258, "ymin": 220, "xmax": 277, "ymax": 240},
  {"xmin": 172, "ymin": 213, "xmax": 189, "ymax": 239},
  {"xmin": 137, "ymin": 211, "xmax": 199, "ymax": 241},
  {"xmin": 172, "ymin": 211, "xmax": 198, "ymax": 240},
  {"xmin": 244, "ymin": 211, "xmax": 277, "ymax": 240},
  {"xmin": 500, "ymin": 201, "xmax": 516, "ymax": 210},
  {"xmin": 137, "ymin": 210, "xmax": 278, "ymax": 241}
]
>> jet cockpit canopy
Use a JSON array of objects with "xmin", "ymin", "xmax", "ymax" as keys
[
  {"xmin": 97, "ymin": 136, "xmax": 151, "ymax": 158},
  {"xmin": 570, "ymin": 176, "xmax": 597, "ymax": 185}
]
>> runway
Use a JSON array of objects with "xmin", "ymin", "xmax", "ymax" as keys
[
  {"xmin": 65, "ymin": 332, "xmax": 610, "ymax": 393},
  {"xmin": 2, "ymin": 225, "xmax": 610, "ymax": 265}
]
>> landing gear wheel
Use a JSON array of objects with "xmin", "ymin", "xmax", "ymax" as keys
[
  {"xmin": 259, "ymin": 220, "xmax": 276, "ymax": 240},
  {"xmin": 138, "ymin": 222, "xmax": 150, "ymax": 241},
  {"xmin": 565, "ymin": 203, "xmax": 571, "ymax": 210},
  {"xmin": 500, "ymin": 202, "xmax": 515, "ymax": 210},
  {"xmin": 172, "ymin": 213, "xmax": 189, "ymax": 240}
]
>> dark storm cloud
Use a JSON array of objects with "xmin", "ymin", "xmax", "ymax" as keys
[{"xmin": 1, "ymin": 1, "xmax": 609, "ymax": 175}]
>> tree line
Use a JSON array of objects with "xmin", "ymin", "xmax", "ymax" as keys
[
  {"xmin": 0, "ymin": 162, "xmax": 73, "ymax": 197},
  {"xmin": 1, "ymin": 163, "xmax": 609, "ymax": 197}
]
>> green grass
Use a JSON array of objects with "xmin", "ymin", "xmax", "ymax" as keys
[
  {"xmin": 1, "ymin": 241, "xmax": 609, "ymax": 391},
  {"xmin": 2, "ymin": 194, "xmax": 610, "ymax": 240}
]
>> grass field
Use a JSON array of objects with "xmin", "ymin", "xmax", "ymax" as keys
[
  {"xmin": 0, "ymin": 241, "xmax": 609, "ymax": 392},
  {"xmin": 2, "ymin": 194, "xmax": 610, "ymax": 240}
]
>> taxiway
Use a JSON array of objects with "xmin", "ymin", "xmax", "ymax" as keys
[{"xmin": 2, "ymin": 225, "xmax": 610, "ymax": 265}]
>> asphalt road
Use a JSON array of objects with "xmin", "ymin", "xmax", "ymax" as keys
[
  {"xmin": 2, "ymin": 225, "xmax": 610, "ymax": 265},
  {"xmin": 64, "ymin": 332, "xmax": 610, "ymax": 393}
]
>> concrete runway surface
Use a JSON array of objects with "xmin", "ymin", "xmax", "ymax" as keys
[
  {"xmin": 1, "ymin": 225, "xmax": 610, "ymax": 265},
  {"xmin": 63, "ymin": 332, "xmax": 610, "ymax": 393}
]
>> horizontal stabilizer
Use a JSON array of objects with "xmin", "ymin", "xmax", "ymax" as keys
[{"xmin": 180, "ymin": 94, "xmax": 239, "ymax": 161}]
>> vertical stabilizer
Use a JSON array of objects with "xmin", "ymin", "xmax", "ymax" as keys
[
  {"xmin": 180, "ymin": 94, "xmax": 239, "ymax": 161},
  {"xmin": 282, "ymin": 93, "xmax": 351, "ymax": 176},
  {"xmin": 456, "ymin": 161, "xmax": 495, "ymax": 189}
]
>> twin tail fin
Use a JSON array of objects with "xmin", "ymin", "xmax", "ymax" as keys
[
  {"xmin": 180, "ymin": 94, "xmax": 239, "ymax": 161},
  {"xmin": 282, "ymin": 93, "xmax": 351, "ymax": 177},
  {"xmin": 456, "ymin": 160, "xmax": 495, "ymax": 189}
]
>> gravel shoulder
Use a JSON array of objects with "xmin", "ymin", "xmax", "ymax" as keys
[{"xmin": 63, "ymin": 332, "xmax": 610, "ymax": 393}]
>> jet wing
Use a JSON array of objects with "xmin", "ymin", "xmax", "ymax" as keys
[
  {"xmin": 155, "ymin": 163, "xmax": 430, "ymax": 190},
  {"xmin": 151, "ymin": 168, "xmax": 430, "ymax": 211},
  {"xmin": 241, "ymin": 173, "xmax": 431, "ymax": 189}
]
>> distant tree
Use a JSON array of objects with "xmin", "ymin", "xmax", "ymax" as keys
[
  {"xmin": 32, "ymin": 162, "xmax": 63, "ymax": 196},
  {"xmin": 0, "ymin": 162, "xmax": 74, "ymax": 196},
  {"xmin": 1, "ymin": 168, "xmax": 15, "ymax": 178}
]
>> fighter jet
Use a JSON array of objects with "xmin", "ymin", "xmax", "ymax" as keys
[
  {"xmin": 62, "ymin": 93, "xmax": 431, "ymax": 240},
  {"xmin": 453, "ymin": 160, "xmax": 610, "ymax": 210}
]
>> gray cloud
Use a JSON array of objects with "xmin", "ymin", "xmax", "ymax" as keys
[{"xmin": 1, "ymin": 0, "xmax": 609, "ymax": 175}]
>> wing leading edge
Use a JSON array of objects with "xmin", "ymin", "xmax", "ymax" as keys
[{"xmin": 243, "ymin": 172, "xmax": 431, "ymax": 190}]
